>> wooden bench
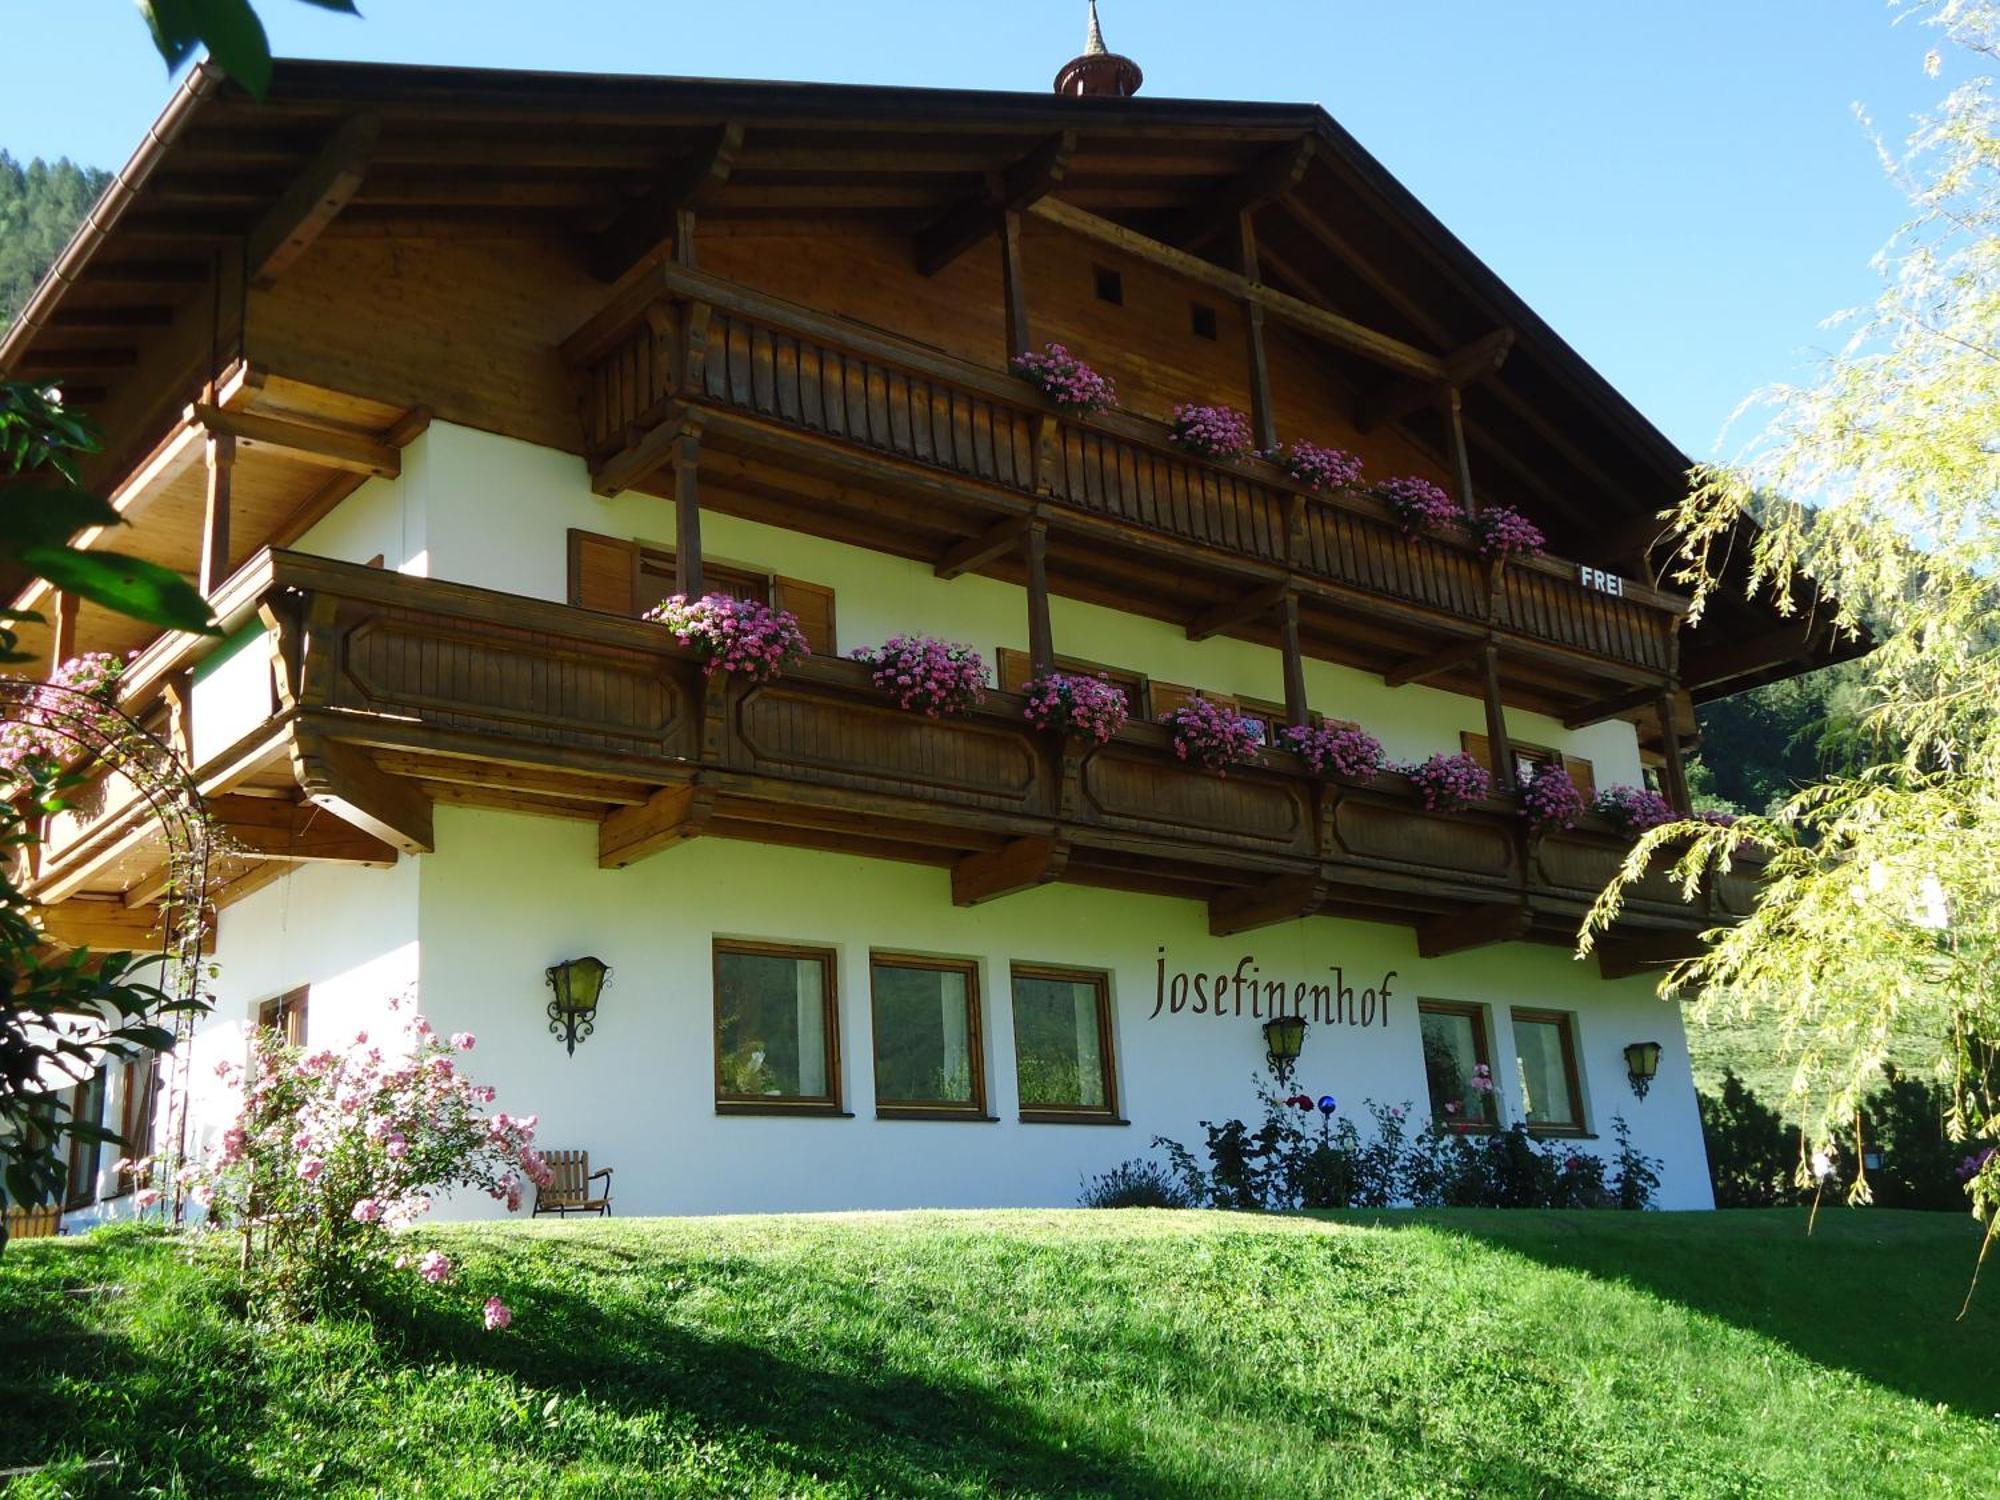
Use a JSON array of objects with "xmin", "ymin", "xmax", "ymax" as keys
[{"xmin": 531, "ymin": 1150, "xmax": 613, "ymax": 1217}]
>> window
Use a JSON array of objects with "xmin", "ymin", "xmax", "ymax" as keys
[
  {"xmin": 1418, "ymin": 1001, "xmax": 1497, "ymax": 1129},
  {"xmin": 1511, "ymin": 1009, "xmax": 1585, "ymax": 1133},
  {"xmin": 1461, "ymin": 733, "xmax": 1597, "ymax": 799},
  {"xmin": 640, "ymin": 549, "xmax": 771, "ymax": 607},
  {"xmin": 1010, "ymin": 965, "xmax": 1118, "ymax": 1121},
  {"xmin": 1190, "ymin": 302, "xmax": 1219, "ymax": 340},
  {"xmin": 995, "ymin": 648, "xmax": 1144, "ymax": 713},
  {"xmin": 63, "ymin": 1067, "xmax": 109, "ymax": 1211},
  {"xmin": 870, "ymin": 954, "xmax": 986, "ymax": 1118},
  {"xmin": 106, "ymin": 1056, "xmax": 156, "ymax": 1201},
  {"xmin": 714, "ymin": 941, "xmax": 841, "ymax": 1112},
  {"xmin": 257, "ymin": 986, "xmax": 309, "ymax": 1047},
  {"xmin": 566, "ymin": 529, "xmax": 838, "ymax": 654},
  {"xmin": 1093, "ymin": 265, "xmax": 1124, "ymax": 305}
]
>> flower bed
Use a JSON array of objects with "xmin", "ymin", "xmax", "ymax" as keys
[
  {"xmin": 1471, "ymin": 504, "xmax": 1546, "ymax": 561},
  {"xmin": 1593, "ymin": 784, "xmax": 1677, "ymax": 835},
  {"xmin": 1010, "ymin": 343, "xmax": 1117, "ymax": 413},
  {"xmin": 1279, "ymin": 721, "xmax": 1385, "ymax": 780},
  {"xmin": 1519, "ymin": 764, "xmax": 1586, "ymax": 832},
  {"xmin": 1379, "ymin": 476, "xmax": 1460, "ymax": 535},
  {"xmin": 1169, "ymin": 403, "xmax": 1254, "ymax": 460},
  {"xmin": 1161, "ymin": 695, "xmax": 1264, "ymax": 775},
  {"xmin": 1021, "ymin": 672, "xmax": 1129, "ymax": 743},
  {"xmin": 1264, "ymin": 439, "xmax": 1364, "ymax": 493},
  {"xmin": 1402, "ymin": 751, "xmax": 1492, "ymax": 812},
  {"xmin": 644, "ymin": 594, "xmax": 808, "ymax": 682},
  {"xmin": 851, "ymin": 635, "xmax": 988, "ymax": 718}
]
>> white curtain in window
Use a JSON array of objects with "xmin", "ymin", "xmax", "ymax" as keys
[
  {"xmin": 1071, "ymin": 984, "xmax": 1104, "ymax": 1107},
  {"xmin": 795, "ymin": 962, "xmax": 826, "ymax": 1097}
]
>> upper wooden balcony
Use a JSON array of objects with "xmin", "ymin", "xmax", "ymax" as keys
[
  {"xmin": 562, "ymin": 263, "xmax": 1689, "ymax": 727},
  {"xmin": 31, "ymin": 551, "xmax": 1743, "ymax": 973}
]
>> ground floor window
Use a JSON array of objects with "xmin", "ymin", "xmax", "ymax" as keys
[
  {"xmin": 1511, "ymin": 1009, "xmax": 1585, "ymax": 1133},
  {"xmin": 1010, "ymin": 965, "xmax": 1118, "ymax": 1122},
  {"xmin": 257, "ymin": 986, "xmax": 310, "ymax": 1047},
  {"xmin": 714, "ymin": 940, "xmax": 841, "ymax": 1112},
  {"xmin": 62, "ymin": 1067, "xmax": 109, "ymax": 1211},
  {"xmin": 870, "ymin": 954, "xmax": 986, "ymax": 1118},
  {"xmin": 1418, "ymin": 1000, "xmax": 1497, "ymax": 1128}
]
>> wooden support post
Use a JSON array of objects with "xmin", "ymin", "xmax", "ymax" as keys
[
  {"xmin": 1657, "ymin": 693, "xmax": 1692, "ymax": 814},
  {"xmin": 673, "ymin": 425, "xmax": 703, "ymax": 599},
  {"xmin": 952, "ymin": 835, "xmax": 1069, "ymax": 907},
  {"xmin": 1280, "ymin": 592, "xmax": 1309, "ymax": 727},
  {"xmin": 674, "ymin": 206, "xmax": 698, "ymax": 268},
  {"xmin": 50, "ymin": 590, "xmax": 78, "ymax": 667},
  {"xmin": 1446, "ymin": 387, "xmax": 1478, "ymax": 517},
  {"xmin": 199, "ymin": 431, "xmax": 235, "ymax": 597},
  {"xmin": 1024, "ymin": 521, "xmax": 1053, "ymax": 675},
  {"xmin": 1418, "ymin": 901, "xmax": 1532, "ymax": 959},
  {"xmin": 1481, "ymin": 641, "xmax": 1517, "ymax": 791},
  {"xmin": 1239, "ymin": 210, "xmax": 1278, "ymax": 454},
  {"xmin": 1209, "ymin": 873, "xmax": 1327, "ymax": 938},
  {"xmin": 1000, "ymin": 208, "xmax": 1031, "ymax": 360}
]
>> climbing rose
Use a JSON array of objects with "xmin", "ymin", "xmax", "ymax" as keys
[{"xmin": 418, "ymin": 1250, "xmax": 455, "ymax": 1285}]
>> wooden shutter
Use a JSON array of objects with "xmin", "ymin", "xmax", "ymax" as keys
[
  {"xmin": 772, "ymin": 576, "xmax": 837, "ymax": 656},
  {"xmin": 568, "ymin": 529, "xmax": 639, "ymax": 616},
  {"xmin": 1561, "ymin": 755, "xmax": 1598, "ymax": 800},
  {"xmin": 1463, "ymin": 731, "xmax": 1596, "ymax": 798},
  {"xmin": 1460, "ymin": 731, "xmax": 1494, "ymax": 773},
  {"xmin": 996, "ymin": 648, "xmax": 1034, "ymax": 692},
  {"xmin": 1149, "ymin": 680, "xmax": 1198, "ymax": 723}
]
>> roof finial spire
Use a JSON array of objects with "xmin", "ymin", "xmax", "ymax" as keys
[{"xmin": 1056, "ymin": 1, "xmax": 1143, "ymax": 98}]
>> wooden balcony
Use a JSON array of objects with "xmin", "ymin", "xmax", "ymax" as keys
[
  {"xmin": 562, "ymin": 263, "xmax": 1689, "ymax": 720},
  {"xmin": 32, "ymin": 552, "xmax": 1741, "ymax": 973}
]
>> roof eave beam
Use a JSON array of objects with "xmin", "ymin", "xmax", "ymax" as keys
[
  {"xmin": 915, "ymin": 130, "xmax": 1077, "ymax": 277},
  {"xmin": 1161, "ymin": 135, "xmax": 1315, "ymax": 249},
  {"xmin": 587, "ymin": 121, "xmax": 745, "ymax": 284},
  {"xmin": 248, "ymin": 113, "xmax": 380, "ymax": 290}
]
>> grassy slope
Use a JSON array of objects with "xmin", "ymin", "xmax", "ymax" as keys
[{"xmin": 2, "ymin": 1210, "xmax": 1996, "ymax": 1498}]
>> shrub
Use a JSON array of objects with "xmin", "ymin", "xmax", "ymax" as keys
[
  {"xmin": 181, "ymin": 1000, "xmax": 545, "ymax": 1323},
  {"xmin": 1698, "ymin": 1069, "xmax": 1797, "ymax": 1207},
  {"xmin": 1379, "ymin": 476, "xmax": 1459, "ymax": 534},
  {"xmin": 1264, "ymin": 439, "xmax": 1363, "ymax": 492},
  {"xmin": 851, "ymin": 635, "xmax": 988, "ymax": 717},
  {"xmin": 1403, "ymin": 751, "xmax": 1491, "ymax": 812},
  {"xmin": 1021, "ymin": 672, "xmax": 1129, "ymax": 743},
  {"xmin": 1079, "ymin": 1158, "xmax": 1200, "ymax": 1209},
  {"xmin": 1519, "ymin": 764, "xmax": 1586, "ymax": 832},
  {"xmin": 1010, "ymin": 343, "xmax": 1117, "ymax": 413},
  {"xmin": 1280, "ymin": 722, "xmax": 1384, "ymax": 780},
  {"xmin": 1161, "ymin": 694, "xmax": 1263, "ymax": 775},
  {"xmin": 1471, "ymin": 504, "xmax": 1546, "ymax": 560},
  {"xmin": 644, "ymin": 594, "xmax": 808, "ymax": 682},
  {"xmin": 1169, "ymin": 402, "xmax": 1254, "ymax": 460}
]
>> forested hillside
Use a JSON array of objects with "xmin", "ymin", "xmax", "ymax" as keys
[{"xmin": 0, "ymin": 151, "xmax": 110, "ymax": 329}]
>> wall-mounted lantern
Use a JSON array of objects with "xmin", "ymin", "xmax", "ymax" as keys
[
  {"xmin": 1262, "ymin": 1013, "xmax": 1308, "ymax": 1081},
  {"xmin": 546, "ymin": 956, "xmax": 611, "ymax": 1056},
  {"xmin": 1623, "ymin": 1040, "xmax": 1662, "ymax": 1100}
]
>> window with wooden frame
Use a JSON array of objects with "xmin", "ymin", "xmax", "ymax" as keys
[
  {"xmin": 105, "ymin": 1055, "xmax": 156, "ymax": 1201},
  {"xmin": 566, "ymin": 529, "xmax": 838, "ymax": 655},
  {"xmin": 1152, "ymin": 682, "xmax": 1291, "ymax": 745},
  {"xmin": 1461, "ymin": 732, "xmax": 1596, "ymax": 799},
  {"xmin": 714, "ymin": 940, "xmax": 843, "ymax": 1114},
  {"xmin": 1510, "ymin": 1009, "xmax": 1586, "ymax": 1134},
  {"xmin": 63, "ymin": 1067, "xmax": 109, "ymax": 1211},
  {"xmin": 257, "ymin": 986, "xmax": 310, "ymax": 1047},
  {"xmin": 870, "ymin": 953, "xmax": 987, "ymax": 1119},
  {"xmin": 995, "ymin": 647, "xmax": 1145, "ymax": 714},
  {"xmin": 1010, "ymin": 964, "xmax": 1120, "ymax": 1122},
  {"xmin": 1418, "ymin": 1000, "xmax": 1498, "ymax": 1130}
]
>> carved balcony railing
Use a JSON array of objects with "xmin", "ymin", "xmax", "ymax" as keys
[
  {"xmin": 35, "ymin": 551, "xmax": 1746, "ymax": 969},
  {"xmin": 565, "ymin": 263, "xmax": 1688, "ymax": 683}
]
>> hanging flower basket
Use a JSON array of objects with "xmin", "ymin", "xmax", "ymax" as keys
[
  {"xmin": 643, "ymin": 594, "xmax": 808, "ymax": 683},
  {"xmin": 1010, "ymin": 343, "xmax": 1117, "ymax": 414},
  {"xmin": 1471, "ymin": 504, "xmax": 1546, "ymax": 561},
  {"xmin": 1593, "ymin": 784, "xmax": 1677, "ymax": 835},
  {"xmin": 1379, "ymin": 476, "xmax": 1460, "ymax": 535},
  {"xmin": 1168, "ymin": 403, "xmax": 1254, "ymax": 460},
  {"xmin": 1519, "ymin": 763, "xmax": 1586, "ymax": 832},
  {"xmin": 1402, "ymin": 751, "xmax": 1492, "ymax": 812},
  {"xmin": 1161, "ymin": 694, "xmax": 1264, "ymax": 775},
  {"xmin": 850, "ymin": 635, "xmax": 989, "ymax": 718},
  {"xmin": 1263, "ymin": 439, "xmax": 1364, "ymax": 493},
  {"xmin": 1021, "ymin": 672, "xmax": 1129, "ymax": 744},
  {"xmin": 1279, "ymin": 722, "xmax": 1385, "ymax": 780}
]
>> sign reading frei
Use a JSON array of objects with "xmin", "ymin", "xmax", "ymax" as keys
[
  {"xmin": 1150, "ymin": 948, "xmax": 1397, "ymax": 1028},
  {"xmin": 1577, "ymin": 564, "xmax": 1626, "ymax": 597}
]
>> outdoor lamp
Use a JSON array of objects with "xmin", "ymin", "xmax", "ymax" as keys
[
  {"xmin": 1262, "ymin": 1013, "xmax": 1308, "ymax": 1078},
  {"xmin": 546, "ymin": 956, "xmax": 611, "ymax": 1056},
  {"xmin": 1624, "ymin": 1040, "xmax": 1662, "ymax": 1100}
]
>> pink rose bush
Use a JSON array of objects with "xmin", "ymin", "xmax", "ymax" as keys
[
  {"xmin": 0, "ymin": 651, "xmax": 126, "ymax": 784},
  {"xmin": 1379, "ymin": 477, "xmax": 1460, "ymax": 535},
  {"xmin": 1402, "ymin": 751, "xmax": 1493, "ymax": 812},
  {"xmin": 1264, "ymin": 439, "xmax": 1364, "ymax": 493},
  {"xmin": 1169, "ymin": 403, "xmax": 1254, "ymax": 460},
  {"xmin": 1593, "ymin": 784, "xmax": 1677, "ymax": 835},
  {"xmin": 1471, "ymin": 504, "xmax": 1546, "ymax": 561},
  {"xmin": 185, "ymin": 998, "xmax": 546, "ymax": 1324},
  {"xmin": 1519, "ymin": 764, "xmax": 1586, "ymax": 832},
  {"xmin": 644, "ymin": 593, "xmax": 808, "ymax": 683},
  {"xmin": 851, "ymin": 635, "xmax": 988, "ymax": 717},
  {"xmin": 1161, "ymin": 695, "xmax": 1264, "ymax": 775},
  {"xmin": 1021, "ymin": 672, "xmax": 1129, "ymax": 744},
  {"xmin": 1280, "ymin": 722, "xmax": 1385, "ymax": 781},
  {"xmin": 1011, "ymin": 343, "xmax": 1117, "ymax": 414}
]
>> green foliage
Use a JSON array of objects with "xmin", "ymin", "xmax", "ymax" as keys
[
  {"xmin": 137, "ymin": 0, "xmax": 360, "ymax": 99},
  {"xmin": 1701, "ymin": 1069, "xmax": 1799, "ymax": 1207},
  {"xmin": 1689, "ymin": 660, "xmax": 1873, "ymax": 815},
  {"xmin": 1077, "ymin": 1157, "xmax": 1198, "ymax": 1209},
  {"xmin": 0, "ymin": 152, "xmax": 109, "ymax": 330},
  {"xmin": 1, "ymin": 1212, "xmax": 1995, "ymax": 1495}
]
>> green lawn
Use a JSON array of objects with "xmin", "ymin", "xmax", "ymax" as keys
[{"xmin": 2, "ymin": 1209, "xmax": 1996, "ymax": 1497}]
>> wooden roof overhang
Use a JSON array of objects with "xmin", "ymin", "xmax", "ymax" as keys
[{"xmin": 0, "ymin": 59, "xmax": 1862, "ymax": 704}]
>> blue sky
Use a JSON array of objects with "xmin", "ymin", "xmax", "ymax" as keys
[{"xmin": 0, "ymin": 1, "xmax": 1952, "ymax": 458}]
